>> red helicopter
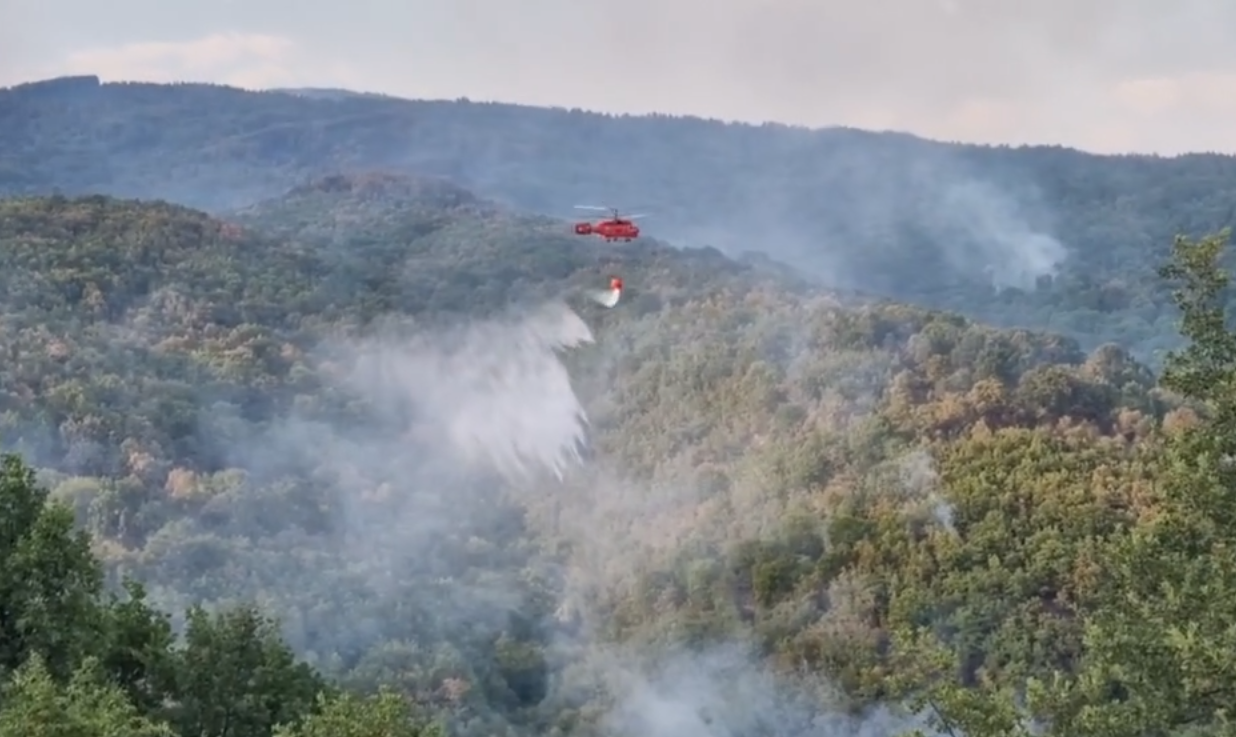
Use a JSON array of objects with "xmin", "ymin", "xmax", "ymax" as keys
[
  {"xmin": 571, "ymin": 205, "xmax": 644, "ymax": 308},
  {"xmin": 572, "ymin": 205, "xmax": 647, "ymax": 242}
]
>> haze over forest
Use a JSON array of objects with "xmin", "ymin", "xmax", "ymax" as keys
[{"xmin": 2, "ymin": 73, "xmax": 1236, "ymax": 737}]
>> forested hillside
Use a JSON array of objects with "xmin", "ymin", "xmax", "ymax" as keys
[
  {"xmin": 1, "ymin": 170, "xmax": 1235, "ymax": 737},
  {"xmin": 6, "ymin": 76, "xmax": 1236, "ymax": 358}
]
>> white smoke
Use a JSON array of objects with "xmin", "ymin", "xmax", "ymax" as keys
[
  {"xmin": 345, "ymin": 300, "xmax": 594, "ymax": 482},
  {"xmin": 897, "ymin": 448, "xmax": 955, "ymax": 534},
  {"xmin": 600, "ymin": 645, "xmax": 932, "ymax": 737},
  {"xmin": 935, "ymin": 180, "xmax": 1066, "ymax": 291}
]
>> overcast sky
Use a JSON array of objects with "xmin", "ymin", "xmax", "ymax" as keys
[{"xmin": 4, "ymin": 0, "xmax": 1236, "ymax": 155}]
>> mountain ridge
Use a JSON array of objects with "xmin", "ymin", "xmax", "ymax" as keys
[
  {"xmin": 5, "ymin": 76, "xmax": 1236, "ymax": 360},
  {"xmin": 9, "ymin": 74, "xmax": 1236, "ymax": 161}
]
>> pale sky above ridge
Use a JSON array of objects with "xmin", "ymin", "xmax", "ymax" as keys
[{"xmin": 4, "ymin": 0, "xmax": 1236, "ymax": 155}]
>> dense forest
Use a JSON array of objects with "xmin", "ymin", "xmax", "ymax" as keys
[
  {"xmin": 0, "ymin": 174, "xmax": 1233, "ymax": 737},
  {"xmin": 3, "ymin": 76, "xmax": 1236, "ymax": 737},
  {"xmin": 7, "ymin": 76, "xmax": 1236, "ymax": 358}
]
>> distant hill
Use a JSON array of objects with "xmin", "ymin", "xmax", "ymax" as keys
[
  {"xmin": 227, "ymin": 171, "xmax": 794, "ymax": 320},
  {"xmin": 2, "ymin": 76, "xmax": 1233, "ymax": 357}
]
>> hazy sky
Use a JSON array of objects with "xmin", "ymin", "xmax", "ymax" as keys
[{"xmin": 5, "ymin": 0, "xmax": 1236, "ymax": 155}]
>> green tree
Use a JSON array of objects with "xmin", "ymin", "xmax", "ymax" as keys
[
  {"xmin": 0, "ymin": 654, "xmax": 173, "ymax": 737},
  {"xmin": 1030, "ymin": 229, "xmax": 1236, "ymax": 736},
  {"xmin": 274, "ymin": 689, "xmax": 445, "ymax": 737},
  {"xmin": 894, "ymin": 230, "xmax": 1236, "ymax": 737},
  {"xmin": 166, "ymin": 604, "xmax": 329, "ymax": 737},
  {"xmin": 100, "ymin": 579, "xmax": 179, "ymax": 718},
  {"xmin": 0, "ymin": 453, "xmax": 105, "ymax": 680}
]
